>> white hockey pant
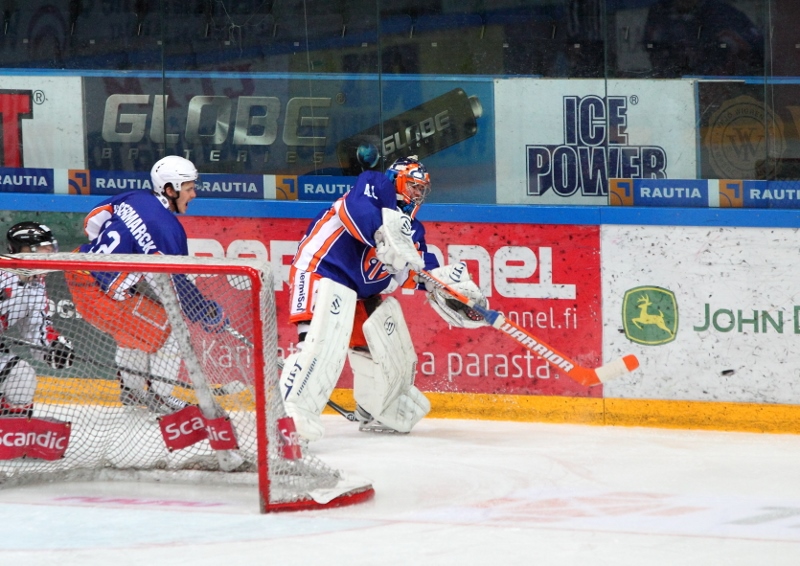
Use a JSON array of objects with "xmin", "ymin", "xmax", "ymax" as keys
[
  {"xmin": 351, "ymin": 297, "xmax": 430, "ymax": 433},
  {"xmin": 279, "ymin": 278, "xmax": 357, "ymax": 441},
  {"xmin": 116, "ymin": 332, "xmax": 181, "ymax": 397}
]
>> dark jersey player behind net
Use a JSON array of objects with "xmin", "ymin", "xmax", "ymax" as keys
[{"xmin": 0, "ymin": 222, "xmax": 75, "ymax": 418}]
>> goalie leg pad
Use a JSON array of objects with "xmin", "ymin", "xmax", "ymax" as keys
[
  {"xmin": 350, "ymin": 351, "xmax": 430, "ymax": 433},
  {"xmin": 116, "ymin": 347, "xmax": 153, "ymax": 409},
  {"xmin": 116, "ymin": 338, "xmax": 189, "ymax": 415},
  {"xmin": 280, "ymin": 278, "xmax": 357, "ymax": 441},
  {"xmin": 116, "ymin": 347, "xmax": 149, "ymax": 392},
  {"xmin": 382, "ymin": 385, "xmax": 430, "ymax": 433},
  {"xmin": 351, "ymin": 297, "xmax": 430, "ymax": 433},
  {"xmin": 148, "ymin": 334, "xmax": 182, "ymax": 398}
]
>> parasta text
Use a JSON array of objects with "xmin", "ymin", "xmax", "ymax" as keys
[{"xmin": 419, "ymin": 351, "xmax": 553, "ymax": 381}]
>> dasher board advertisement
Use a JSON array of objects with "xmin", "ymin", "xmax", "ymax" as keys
[
  {"xmin": 181, "ymin": 216, "xmax": 602, "ymax": 398},
  {"xmin": 83, "ymin": 76, "xmax": 495, "ymax": 204},
  {"xmin": 603, "ymin": 224, "xmax": 800, "ymax": 405},
  {"xmin": 0, "ymin": 77, "xmax": 85, "ymax": 169},
  {"xmin": 495, "ymin": 79, "xmax": 697, "ymax": 205},
  {"xmin": 67, "ymin": 168, "xmax": 267, "ymax": 199}
]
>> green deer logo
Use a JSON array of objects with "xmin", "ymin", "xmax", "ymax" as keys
[
  {"xmin": 631, "ymin": 294, "xmax": 674, "ymax": 337},
  {"xmin": 622, "ymin": 286, "xmax": 678, "ymax": 345}
]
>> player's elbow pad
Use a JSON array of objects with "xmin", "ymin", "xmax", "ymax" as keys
[{"xmin": 201, "ymin": 300, "xmax": 229, "ymax": 333}]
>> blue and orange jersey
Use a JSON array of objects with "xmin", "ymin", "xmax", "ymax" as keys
[
  {"xmin": 77, "ymin": 190, "xmax": 210, "ymax": 322},
  {"xmin": 292, "ymin": 170, "xmax": 438, "ymax": 299},
  {"xmin": 80, "ymin": 190, "xmax": 188, "ymax": 257}
]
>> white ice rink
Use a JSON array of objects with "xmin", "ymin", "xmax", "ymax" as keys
[{"xmin": 2, "ymin": 415, "xmax": 800, "ymax": 566}]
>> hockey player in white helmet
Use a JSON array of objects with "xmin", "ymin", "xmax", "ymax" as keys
[
  {"xmin": 0, "ymin": 221, "xmax": 74, "ymax": 418},
  {"xmin": 280, "ymin": 154, "xmax": 489, "ymax": 441},
  {"xmin": 64, "ymin": 155, "xmax": 228, "ymax": 415}
]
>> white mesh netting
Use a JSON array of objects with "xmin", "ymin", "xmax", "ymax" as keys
[{"xmin": 0, "ymin": 253, "xmax": 372, "ymax": 511}]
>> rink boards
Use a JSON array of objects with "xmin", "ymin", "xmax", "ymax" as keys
[
  {"xmin": 34, "ymin": 377, "xmax": 253, "ymax": 413},
  {"xmin": 7, "ymin": 201, "xmax": 800, "ymax": 434}
]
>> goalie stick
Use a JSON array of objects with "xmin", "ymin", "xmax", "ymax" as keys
[
  {"xmin": 5, "ymin": 337, "xmax": 248, "ymax": 396},
  {"xmin": 417, "ymin": 270, "xmax": 640, "ymax": 387},
  {"xmin": 226, "ymin": 326, "xmax": 253, "ymax": 348},
  {"xmin": 325, "ymin": 399, "xmax": 360, "ymax": 423}
]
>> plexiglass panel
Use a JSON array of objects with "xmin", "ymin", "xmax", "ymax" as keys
[{"xmin": 0, "ymin": 0, "xmax": 795, "ymax": 204}]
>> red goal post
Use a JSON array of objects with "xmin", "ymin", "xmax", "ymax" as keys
[{"xmin": 0, "ymin": 252, "xmax": 373, "ymax": 512}]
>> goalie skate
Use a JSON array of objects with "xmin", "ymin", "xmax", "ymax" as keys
[{"xmin": 355, "ymin": 405, "xmax": 409, "ymax": 434}]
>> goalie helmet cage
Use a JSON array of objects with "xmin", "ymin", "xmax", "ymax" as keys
[{"xmin": 0, "ymin": 253, "xmax": 373, "ymax": 513}]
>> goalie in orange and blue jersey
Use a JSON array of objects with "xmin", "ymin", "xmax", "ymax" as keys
[
  {"xmin": 280, "ymin": 151, "xmax": 489, "ymax": 442},
  {"xmin": 65, "ymin": 155, "xmax": 228, "ymax": 415}
]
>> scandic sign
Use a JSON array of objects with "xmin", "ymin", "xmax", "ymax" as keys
[
  {"xmin": 158, "ymin": 405, "xmax": 238, "ymax": 452},
  {"xmin": 0, "ymin": 417, "xmax": 71, "ymax": 460},
  {"xmin": 181, "ymin": 217, "xmax": 602, "ymax": 398}
]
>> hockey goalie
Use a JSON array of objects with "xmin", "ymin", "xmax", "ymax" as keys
[{"xmin": 280, "ymin": 154, "xmax": 489, "ymax": 441}]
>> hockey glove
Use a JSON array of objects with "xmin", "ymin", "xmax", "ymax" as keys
[
  {"xmin": 423, "ymin": 262, "xmax": 488, "ymax": 329},
  {"xmin": 201, "ymin": 300, "xmax": 229, "ymax": 333},
  {"xmin": 374, "ymin": 208, "xmax": 425, "ymax": 274},
  {"xmin": 46, "ymin": 336, "xmax": 75, "ymax": 369}
]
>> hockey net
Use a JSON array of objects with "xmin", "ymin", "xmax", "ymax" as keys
[{"xmin": 0, "ymin": 252, "xmax": 373, "ymax": 512}]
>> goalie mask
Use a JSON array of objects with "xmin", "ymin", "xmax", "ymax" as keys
[
  {"xmin": 6, "ymin": 221, "xmax": 58, "ymax": 253},
  {"xmin": 386, "ymin": 156, "xmax": 430, "ymax": 218}
]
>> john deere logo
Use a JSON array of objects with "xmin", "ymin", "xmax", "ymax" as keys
[{"xmin": 622, "ymin": 286, "xmax": 678, "ymax": 345}]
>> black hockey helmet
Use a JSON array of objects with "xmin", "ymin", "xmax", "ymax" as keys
[{"xmin": 6, "ymin": 221, "xmax": 58, "ymax": 253}]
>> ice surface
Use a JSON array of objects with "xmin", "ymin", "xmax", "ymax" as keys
[{"xmin": 2, "ymin": 415, "xmax": 800, "ymax": 565}]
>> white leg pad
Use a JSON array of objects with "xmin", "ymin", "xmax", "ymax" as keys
[
  {"xmin": 279, "ymin": 278, "xmax": 357, "ymax": 441},
  {"xmin": 349, "ymin": 349, "xmax": 389, "ymax": 418},
  {"xmin": 350, "ymin": 350, "xmax": 431, "ymax": 433},
  {"xmin": 0, "ymin": 357, "xmax": 37, "ymax": 406},
  {"xmin": 148, "ymin": 333, "xmax": 182, "ymax": 397},
  {"xmin": 116, "ymin": 347, "xmax": 149, "ymax": 391},
  {"xmin": 381, "ymin": 386, "xmax": 431, "ymax": 433},
  {"xmin": 351, "ymin": 297, "xmax": 430, "ymax": 432}
]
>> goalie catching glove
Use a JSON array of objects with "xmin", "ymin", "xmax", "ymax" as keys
[
  {"xmin": 423, "ymin": 262, "xmax": 488, "ymax": 329},
  {"xmin": 46, "ymin": 335, "xmax": 75, "ymax": 369},
  {"xmin": 374, "ymin": 208, "xmax": 425, "ymax": 274}
]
